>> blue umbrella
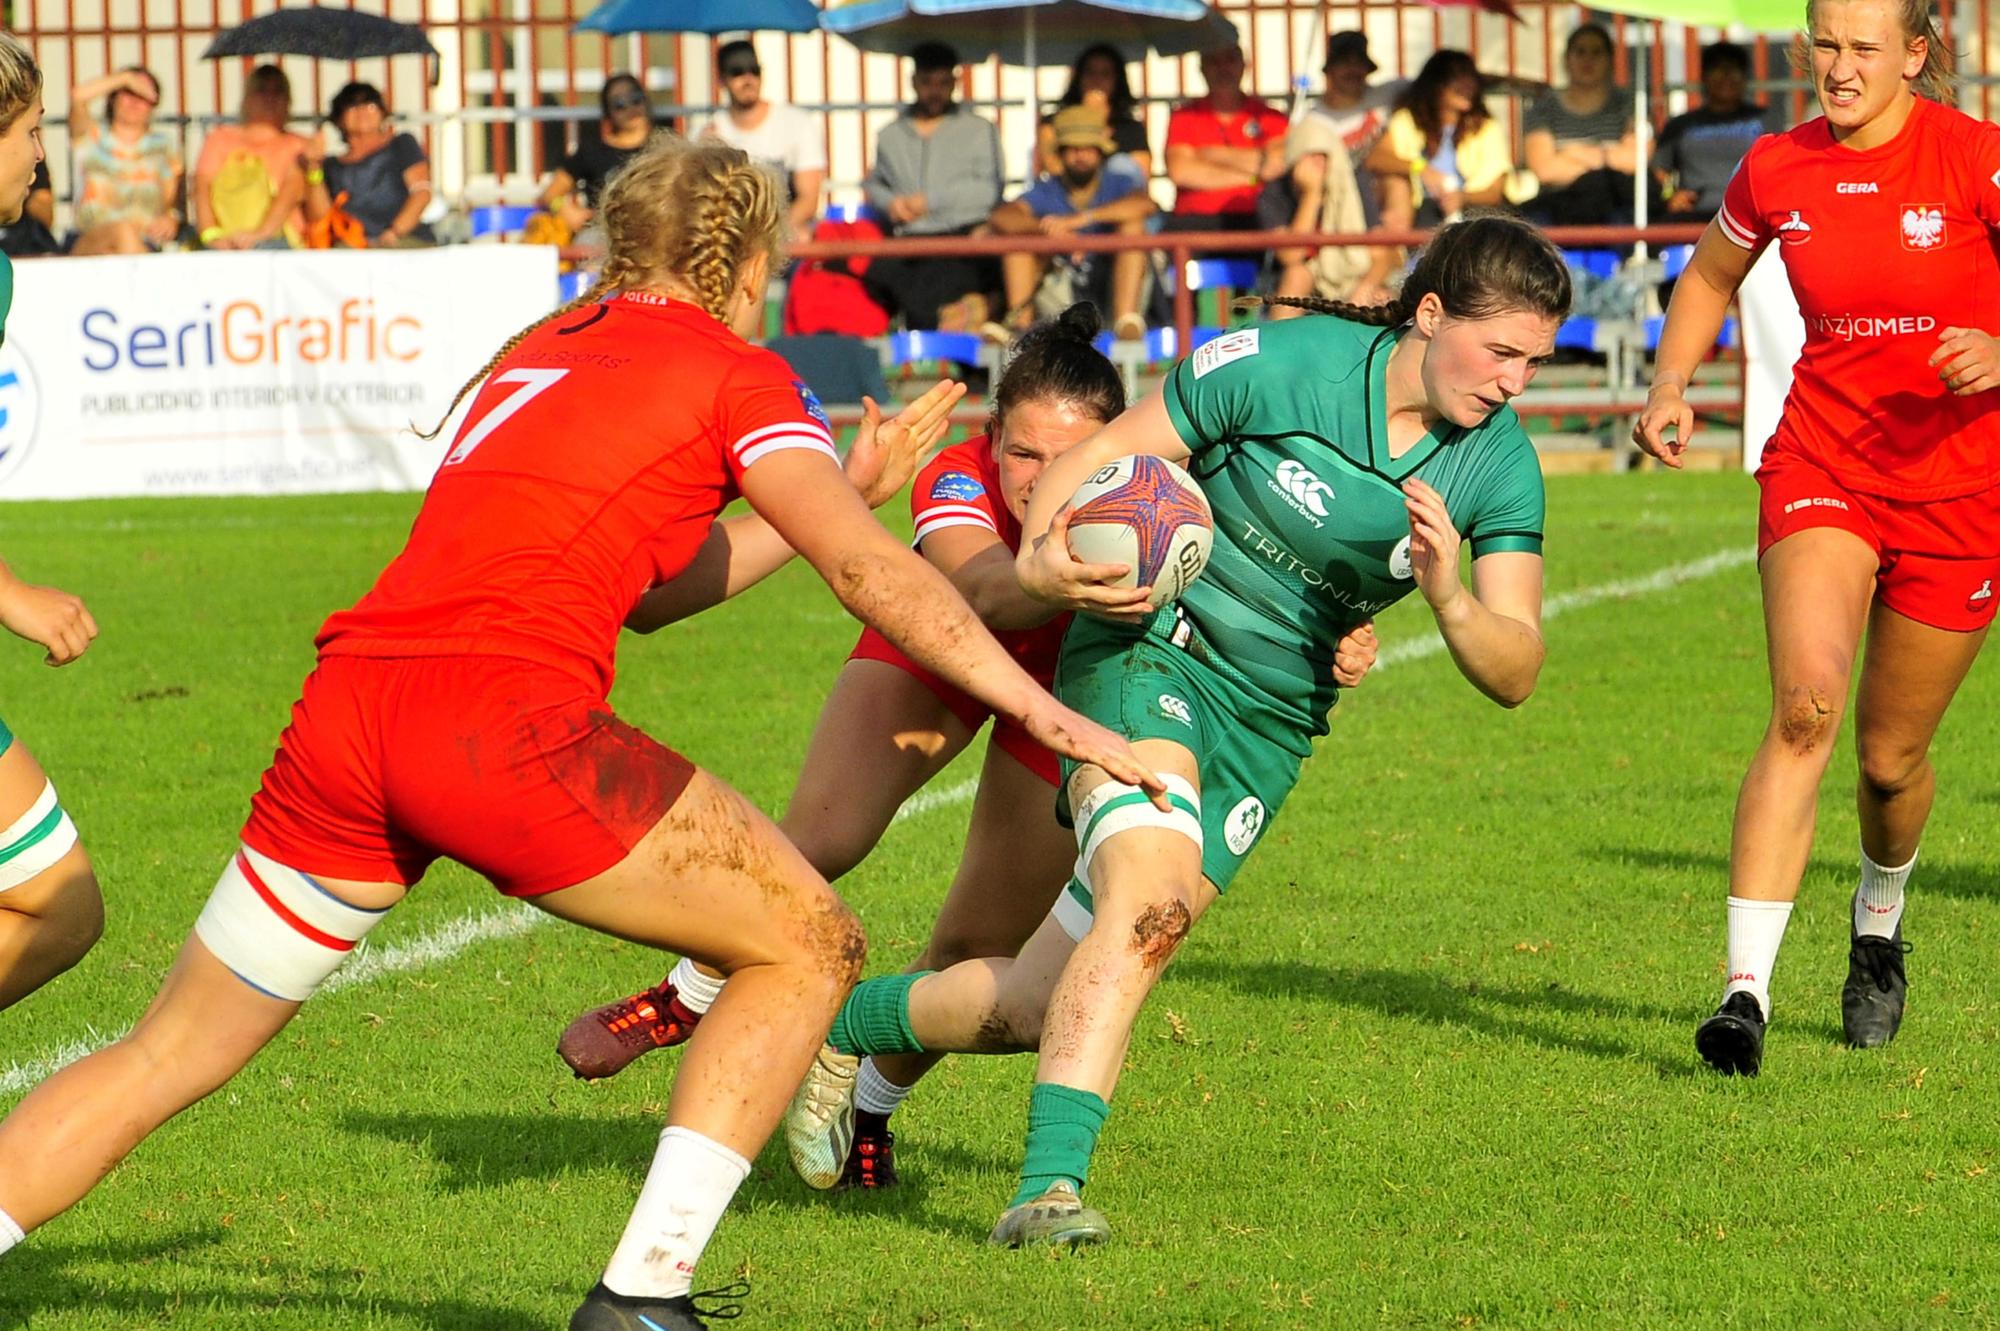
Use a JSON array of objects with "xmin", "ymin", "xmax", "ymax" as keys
[
  {"xmin": 822, "ymin": 0, "xmax": 1234, "ymax": 67},
  {"xmin": 576, "ymin": 0, "xmax": 824, "ymax": 36}
]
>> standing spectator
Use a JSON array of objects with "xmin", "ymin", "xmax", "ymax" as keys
[
  {"xmin": 0, "ymin": 159, "xmax": 56, "ymax": 257},
  {"xmin": 1269, "ymin": 31, "xmax": 1402, "ymax": 313},
  {"xmin": 537, "ymin": 74, "xmax": 655, "ymax": 238},
  {"xmin": 1036, "ymin": 45, "xmax": 1151, "ymax": 185},
  {"xmin": 192, "ymin": 64, "xmax": 305, "ymax": 250},
  {"xmin": 1522, "ymin": 23, "xmax": 1638, "ymax": 227},
  {"xmin": 990, "ymin": 106, "xmax": 1154, "ymax": 339},
  {"xmin": 1367, "ymin": 50, "xmax": 1533, "ymax": 230},
  {"xmin": 861, "ymin": 42, "xmax": 1005, "ymax": 332},
  {"xmin": 1163, "ymin": 41, "xmax": 1287, "ymax": 236},
  {"xmin": 1652, "ymin": 41, "xmax": 1768, "ymax": 223},
  {"xmin": 303, "ymin": 83, "xmax": 433, "ymax": 247},
  {"xmin": 68, "ymin": 67, "xmax": 181, "ymax": 255},
  {"xmin": 696, "ymin": 40, "xmax": 825, "ymax": 244}
]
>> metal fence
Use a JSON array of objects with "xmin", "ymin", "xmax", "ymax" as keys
[{"xmin": 12, "ymin": 0, "xmax": 1998, "ymax": 219}]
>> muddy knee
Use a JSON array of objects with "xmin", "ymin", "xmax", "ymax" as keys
[
  {"xmin": 975, "ymin": 997, "xmax": 1044, "ymax": 1053},
  {"xmin": 804, "ymin": 897, "xmax": 867, "ymax": 988},
  {"xmin": 1127, "ymin": 898, "xmax": 1193, "ymax": 970},
  {"xmin": 1774, "ymin": 682, "xmax": 1845, "ymax": 754}
]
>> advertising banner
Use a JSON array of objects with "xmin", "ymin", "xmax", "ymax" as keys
[{"xmin": 0, "ymin": 246, "xmax": 557, "ymax": 500}]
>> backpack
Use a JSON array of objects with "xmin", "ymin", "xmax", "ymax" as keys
[{"xmin": 782, "ymin": 216, "xmax": 892, "ymax": 338}]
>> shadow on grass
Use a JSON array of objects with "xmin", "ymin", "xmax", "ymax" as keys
[
  {"xmin": 0, "ymin": 1227, "xmax": 549, "ymax": 1330},
  {"xmin": 340, "ymin": 1107, "xmax": 1012, "ymax": 1242},
  {"xmin": 1174, "ymin": 956, "xmax": 1680, "ymax": 1066},
  {"xmin": 1593, "ymin": 843, "xmax": 2000, "ymax": 904}
]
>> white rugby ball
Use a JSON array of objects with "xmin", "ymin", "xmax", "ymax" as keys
[{"xmin": 1064, "ymin": 454, "xmax": 1214, "ymax": 606}]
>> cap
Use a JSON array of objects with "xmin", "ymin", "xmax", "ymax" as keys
[{"xmin": 1324, "ymin": 31, "xmax": 1379, "ymax": 73}]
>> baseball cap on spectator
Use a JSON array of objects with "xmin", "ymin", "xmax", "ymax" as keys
[
  {"xmin": 1050, "ymin": 105, "xmax": 1115, "ymax": 153},
  {"xmin": 1324, "ymin": 31, "xmax": 1378, "ymax": 73}
]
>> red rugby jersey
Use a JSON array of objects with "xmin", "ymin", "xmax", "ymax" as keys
[
  {"xmin": 318, "ymin": 293, "xmax": 839, "ymax": 693},
  {"xmin": 1717, "ymin": 96, "xmax": 2000, "ymax": 500},
  {"xmin": 909, "ymin": 436, "xmax": 1069, "ymax": 683}
]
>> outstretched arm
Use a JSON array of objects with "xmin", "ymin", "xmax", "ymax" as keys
[{"xmin": 0, "ymin": 558, "xmax": 97, "ymax": 666}]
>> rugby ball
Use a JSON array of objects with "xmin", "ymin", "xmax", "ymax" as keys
[{"xmin": 1064, "ymin": 454, "xmax": 1214, "ymax": 605}]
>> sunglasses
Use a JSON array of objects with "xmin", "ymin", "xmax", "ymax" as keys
[
  {"xmin": 721, "ymin": 62, "xmax": 762, "ymax": 78},
  {"xmin": 606, "ymin": 92, "xmax": 647, "ymax": 111}
]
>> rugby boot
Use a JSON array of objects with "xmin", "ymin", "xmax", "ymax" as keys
[
  {"xmin": 569, "ymin": 1280, "xmax": 747, "ymax": 1330},
  {"xmin": 783, "ymin": 1043, "xmax": 859, "ymax": 1189},
  {"xmin": 558, "ymin": 979, "xmax": 702, "ymax": 1081},
  {"xmin": 1842, "ymin": 926, "xmax": 1912, "ymax": 1049},
  {"xmin": 988, "ymin": 1181, "xmax": 1111, "ymax": 1249},
  {"xmin": 1695, "ymin": 990, "xmax": 1768, "ymax": 1076},
  {"xmin": 835, "ymin": 1111, "xmax": 899, "ymax": 1190}
]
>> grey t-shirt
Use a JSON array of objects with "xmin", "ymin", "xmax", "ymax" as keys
[
  {"xmin": 1653, "ymin": 105, "xmax": 1767, "ymax": 215},
  {"xmin": 1523, "ymin": 91, "xmax": 1632, "ymax": 146},
  {"xmin": 325, "ymin": 133, "xmax": 430, "ymax": 239}
]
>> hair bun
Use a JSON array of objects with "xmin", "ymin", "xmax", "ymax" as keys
[{"xmin": 1053, "ymin": 301, "xmax": 1103, "ymax": 342}]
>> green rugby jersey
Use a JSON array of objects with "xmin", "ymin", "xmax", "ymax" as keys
[{"xmin": 1159, "ymin": 315, "xmax": 1545, "ymax": 737}]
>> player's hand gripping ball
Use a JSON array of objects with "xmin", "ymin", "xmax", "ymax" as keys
[{"xmin": 1063, "ymin": 455, "xmax": 1214, "ymax": 607}]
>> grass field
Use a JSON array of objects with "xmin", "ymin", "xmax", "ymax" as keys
[{"xmin": 4, "ymin": 471, "xmax": 2000, "ymax": 1330}]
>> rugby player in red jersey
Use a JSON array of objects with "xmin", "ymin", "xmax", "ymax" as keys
[
  {"xmin": 0, "ymin": 138, "xmax": 1164, "ymax": 1331},
  {"xmin": 1636, "ymin": 0, "xmax": 2000, "ymax": 1075},
  {"xmin": 556, "ymin": 304, "xmax": 1381, "ymax": 1191}
]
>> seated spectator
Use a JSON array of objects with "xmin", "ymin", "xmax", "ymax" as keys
[
  {"xmin": 193, "ymin": 64, "xmax": 306, "ymax": 249},
  {"xmin": 1652, "ymin": 40, "xmax": 1766, "ymax": 223},
  {"xmin": 1522, "ymin": 23, "xmax": 1637, "ymax": 227},
  {"xmin": 0, "ymin": 157, "xmax": 57, "ymax": 257},
  {"xmin": 537, "ymin": 74, "xmax": 655, "ymax": 240},
  {"xmin": 1163, "ymin": 41, "xmax": 1287, "ymax": 238},
  {"xmin": 860, "ymin": 42, "xmax": 1005, "ymax": 332},
  {"xmin": 1036, "ymin": 45, "xmax": 1151, "ymax": 185},
  {"xmin": 1268, "ymin": 32, "xmax": 1402, "ymax": 314},
  {"xmin": 68, "ymin": 66, "xmax": 182, "ymax": 255},
  {"xmin": 1366, "ymin": 50, "xmax": 1534, "ymax": 231},
  {"xmin": 990, "ymin": 105, "xmax": 1153, "ymax": 340},
  {"xmin": 303, "ymin": 83, "xmax": 433, "ymax": 247},
  {"xmin": 696, "ymin": 40, "xmax": 825, "ymax": 244}
]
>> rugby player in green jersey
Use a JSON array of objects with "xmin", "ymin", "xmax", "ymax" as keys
[
  {"xmin": 0, "ymin": 33, "xmax": 103, "ymax": 1026},
  {"xmin": 783, "ymin": 217, "xmax": 1571, "ymax": 1247}
]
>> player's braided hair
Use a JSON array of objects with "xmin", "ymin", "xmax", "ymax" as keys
[
  {"xmin": 1241, "ymin": 215, "xmax": 1571, "ymax": 329},
  {"xmin": 418, "ymin": 135, "xmax": 785, "ymax": 440},
  {"xmin": 990, "ymin": 301, "xmax": 1125, "ymax": 437},
  {"xmin": 1793, "ymin": 0, "xmax": 1955, "ymax": 101},
  {"xmin": 0, "ymin": 33, "xmax": 43, "ymax": 137}
]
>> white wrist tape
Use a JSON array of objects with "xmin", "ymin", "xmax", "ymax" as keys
[
  {"xmin": 194, "ymin": 845, "xmax": 391, "ymax": 1002},
  {"xmin": 0, "ymin": 781, "xmax": 80, "ymax": 893}
]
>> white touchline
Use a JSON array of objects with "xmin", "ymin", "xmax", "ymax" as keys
[{"xmin": 0, "ymin": 546, "xmax": 1758, "ymax": 1098}]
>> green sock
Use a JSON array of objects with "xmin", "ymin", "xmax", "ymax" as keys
[
  {"xmin": 826, "ymin": 971, "xmax": 933, "ymax": 1057},
  {"xmin": 1009, "ymin": 1082, "xmax": 1111, "ymax": 1207}
]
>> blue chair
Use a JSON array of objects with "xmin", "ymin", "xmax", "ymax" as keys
[
  {"xmin": 824, "ymin": 202, "xmax": 886, "ymax": 226},
  {"xmin": 557, "ymin": 270, "xmax": 597, "ymax": 305},
  {"xmin": 1561, "ymin": 247, "xmax": 1624, "ymax": 281},
  {"xmin": 1092, "ymin": 325, "xmax": 1224, "ymax": 361},
  {"xmin": 471, "ymin": 205, "xmax": 538, "ymax": 241},
  {"xmin": 1554, "ymin": 317, "xmax": 1599, "ymax": 352},
  {"xmin": 1643, "ymin": 315, "xmax": 1738, "ymax": 351},
  {"xmin": 1660, "ymin": 244, "xmax": 1696, "ymax": 282},
  {"xmin": 885, "ymin": 330, "xmax": 984, "ymax": 366}
]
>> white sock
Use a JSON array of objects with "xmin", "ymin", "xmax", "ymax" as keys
[
  {"xmin": 0, "ymin": 1205, "xmax": 23, "ymax": 1256},
  {"xmin": 1723, "ymin": 896, "xmax": 1794, "ymax": 1021},
  {"xmin": 1855, "ymin": 847, "xmax": 1915, "ymax": 939},
  {"xmin": 601, "ymin": 1126, "xmax": 750, "ymax": 1300},
  {"xmin": 667, "ymin": 956, "xmax": 726, "ymax": 1016},
  {"xmin": 854, "ymin": 1057, "xmax": 914, "ymax": 1117}
]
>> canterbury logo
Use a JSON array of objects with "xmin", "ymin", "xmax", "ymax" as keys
[{"xmin": 1273, "ymin": 460, "xmax": 1333, "ymax": 518}]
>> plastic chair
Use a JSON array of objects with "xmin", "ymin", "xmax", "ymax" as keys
[
  {"xmin": 1660, "ymin": 244, "xmax": 1696, "ymax": 282},
  {"xmin": 470, "ymin": 205, "xmax": 538, "ymax": 241},
  {"xmin": 557, "ymin": 270, "xmax": 597, "ymax": 305},
  {"xmin": 1643, "ymin": 315, "xmax": 1738, "ymax": 351},
  {"xmin": 1560, "ymin": 247, "xmax": 1625, "ymax": 281},
  {"xmin": 1554, "ymin": 317, "xmax": 1599, "ymax": 352},
  {"xmin": 886, "ymin": 330, "xmax": 984, "ymax": 366}
]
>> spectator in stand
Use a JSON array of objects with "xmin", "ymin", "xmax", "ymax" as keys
[
  {"xmin": 696, "ymin": 40, "xmax": 825, "ymax": 244},
  {"xmin": 1163, "ymin": 41, "xmax": 1287, "ymax": 239},
  {"xmin": 1367, "ymin": 49, "xmax": 1534, "ymax": 231},
  {"xmin": 1522, "ymin": 23, "xmax": 1638, "ymax": 227},
  {"xmin": 0, "ymin": 159, "xmax": 57, "ymax": 257},
  {"xmin": 193, "ymin": 64, "xmax": 306, "ymax": 250},
  {"xmin": 990, "ymin": 105, "xmax": 1153, "ymax": 340},
  {"xmin": 1652, "ymin": 41, "xmax": 1768, "ymax": 223},
  {"xmin": 1036, "ymin": 44, "xmax": 1151, "ymax": 185},
  {"xmin": 68, "ymin": 66, "xmax": 182, "ymax": 255},
  {"xmin": 861, "ymin": 42, "xmax": 1004, "ymax": 332},
  {"xmin": 302, "ymin": 83, "xmax": 433, "ymax": 248},
  {"xmin": 1269, "ymin": 31, "xmax": 1402, "ymax": 314},
  {"xmin": 537, "ymin": 73, "xmax": 655, "ymax": 240}
]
